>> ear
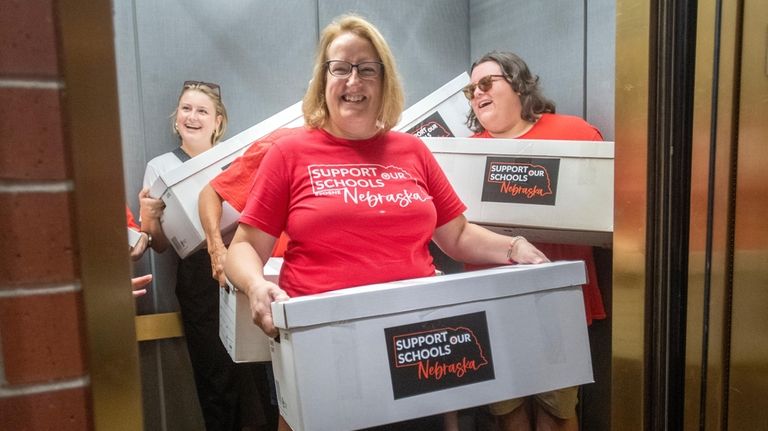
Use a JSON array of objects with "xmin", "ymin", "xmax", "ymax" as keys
[{"xmin": 215, "ymin": 114, "xmax": 223, "ymax": 131}]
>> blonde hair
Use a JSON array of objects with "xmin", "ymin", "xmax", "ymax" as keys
[
  {"xmin": 171, "ymin": 82, "xmax": 228, "ymax": 144},
  {"xmin": 302, "ymin": 14, "xmax": 404, "ymax": 133}
]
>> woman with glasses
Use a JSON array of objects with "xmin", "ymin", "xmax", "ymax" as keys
[
  {"xmin": 139, "ymin": 82, "xmax": 274, "ymax": 431},
  {"xmin": 462, "ymin": 51, "xmax": 607, "ymax": 431},
  {"xmin": 225, "ymin": 15, "xmax": 549, "ymax": 431}
]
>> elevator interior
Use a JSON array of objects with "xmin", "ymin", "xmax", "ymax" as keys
[{"xmin": 80, "ymin": 0, "xmax": 768, "ymax": 429}]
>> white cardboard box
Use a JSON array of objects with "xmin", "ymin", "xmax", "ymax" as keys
[
  {"xmin": 270, "ymin": 261, "xmax": 593, "ymax": 431},
  {"xmin": 396, "ymin": 72, "xmax": 473, "ymax": 138},
  {"xmin": 219, "ymin": 258, "xmax": 282, "ymax": 363},
  {"xmin": 127, "ymin": 228, "xmax": 142, "ymax": 248},
  {"xmin": 149, "ymin": 102, "xmax": 304, "ymax": 258},
  {"xmin": 424, "ymin": 137, "xmax": 614, "ymax": 246}
]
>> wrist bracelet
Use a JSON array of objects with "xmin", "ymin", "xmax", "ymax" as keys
[
  {"xmin": 142, "ymin": 231, "xmax": 153, "ymax": 248},
  {"xmin": 506, "ymin": 236, "xmax": 525, "ymax": 261}
]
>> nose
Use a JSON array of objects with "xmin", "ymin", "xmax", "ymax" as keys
[{"xmin": 346, "ymin": 67, "xmax": 361, "ymax": 84}]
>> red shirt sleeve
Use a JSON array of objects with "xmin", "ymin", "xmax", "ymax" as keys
[
  {"xmin": 210, "ymin": 127, "xmax": 302, "ymax": 212},
  {"xmin": 126, "ymin": 206, "xmax": 139, "ymax": 230}
]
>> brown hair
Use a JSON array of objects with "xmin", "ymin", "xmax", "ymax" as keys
[{"xmin": 466, "ymin": 51, "xmax": 555, "ymax": 133}]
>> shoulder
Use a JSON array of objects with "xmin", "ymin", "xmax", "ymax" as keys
[
  {"xmin": 147, "ymin": 151, "xmax": 182, "ymax": 168},
  {"xmin": 534, "ymin": 114, "xmax": 603, "ymax": 140},
  {"xmin": 271, "ymin": 127, "xmax": 317, "ymax": 150},
  {"xmin": 257, "ymin": 126, "xmax": 306, "ymax": 148}
]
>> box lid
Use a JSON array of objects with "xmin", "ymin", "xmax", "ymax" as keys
[
  {"xmin": 152, "ymin": 101, "xmax": 304, "ymax": 192},
  {"xmin": 271, "ymin": 260, "xmax": 585, "ymax": 329},
  {"xmin": 423, "ymin": 137, "xmax": 615, "ymax": 159}
]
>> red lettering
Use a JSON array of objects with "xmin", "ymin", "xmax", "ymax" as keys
[
  {"xmin": 499, "ymin": 181, "xmax": 550, "ymax": 198},
  {"xmin": 416, "ymin": 357, "xmax": 483, "ymax": 381}
]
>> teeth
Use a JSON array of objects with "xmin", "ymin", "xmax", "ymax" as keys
[
  {"xmin": 343, "ymin": 95, "xmax": 365, "ymax": 102},
  {"xmin": 479, "ymin": 100, "xmax": 492, "ymax": 108}
]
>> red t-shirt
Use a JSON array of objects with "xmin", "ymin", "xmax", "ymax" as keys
[
  {"xmin": 473, "ymin": 113, "xmax": 607, "ymax": 324},
  {"xmin": 473, "ymin": 113, "xmax": 604, "ymax": 141},
  {"xmin": 210, "ymin": 128, "xmax": 300, "ymax": 256},
  {"xmin": 240, "ymin": 128, "xmax": 466, "ymax": 297},
  {"xmin": 126, "ymin": 206, "xmax": 139, "ymax": 230}
]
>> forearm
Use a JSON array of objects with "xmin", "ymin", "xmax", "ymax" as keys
[
  {"xmin": 199, "ymin": 184, "xmax": 226, "ymax": 250},
  {"xmin": 437, "ymin": 222, "xmax": 511, "ymax": 265},
  {"xmin": 140, "ymin": 215, "xmax": 169, "ymax": 252},
  {"xmin": 433, "ymin": 216, "xmax": 547, "ymax": 265},
  {"xmin": 225, "ymin": 241, "xmax": 266, "ymax": 291}
]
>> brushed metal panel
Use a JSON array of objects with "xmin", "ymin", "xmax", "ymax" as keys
[
  {"xmin": 135, "ymin": 312, "xmax": 184, "ymax": 341},
  {"xmin": 685, "ymin": 0, "xmax": 741, "ymax": 429},
  {"xmin": 113, "ymin": 0, "xmax": 146, "ymax": 215},
  {"xmin": 318, "ymin": 0, "xmax": 470, "ymax": 106},
  {"xmin": 614, "ymin": 0, "xmax": 649, "ymax": 429},
  {"xmin": 469, "ymin": 0, "xmax": 585, "ymax": 119},
  {"xmin": 57, "ymin": 0, "xmax": 144, "ymax": 429},
  {"xmin": 133, "ymin": 0, "xmax": 317, "ymax": 163},
  {"xmin": 729, "ymin": 0, "xmax": 768, "ymax": 429},
  {"xmin": 586, "ymin": 0, "xmax": 616, "ymax": 141}
]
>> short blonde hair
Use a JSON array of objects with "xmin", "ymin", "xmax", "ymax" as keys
[
  {"xmin": 171, "ymin": 82, "xmax": 228, "ymax": 145},
  {"xmin": 303, "ymin": 14, "xmax": 404, "ymax": 133}
]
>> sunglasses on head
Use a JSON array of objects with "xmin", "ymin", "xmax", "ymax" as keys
[
  {"xmin": 462, "ymin": 74, "xmax": 507, "ymax": 100},
  {"xmin": 183, "ymin": 80, "xmax": 221, "ymax": 98}
]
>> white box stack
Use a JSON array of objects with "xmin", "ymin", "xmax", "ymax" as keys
[{"xmin": 219, "ymin": 258, "xmax": 283, "ymax": 363}]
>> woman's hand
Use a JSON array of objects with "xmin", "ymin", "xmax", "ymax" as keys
[
  {"xmin": 138, "ymin": 188, "xmax": 170, "ymax": 252},
  {"xmin": 129, "ymin": 231, "xmax": 149, "ymax": 261},
  {"xmin": 131, "ymin": 273, "xmax": 152, "ymax": 298},
  {"xmin": 139, "ymin": 188, "xmax": 165, "ymax": 221},
  {"xmin": 245, "ymin": 280, "xmax": 290, "ymax": 338},
  {"xmin": 208, "ymin": 242, "xmax": 228, "ymax": 287},
  {"xmin": 507, "ymin": 236, "xmax": 549, "ymax": 264}
]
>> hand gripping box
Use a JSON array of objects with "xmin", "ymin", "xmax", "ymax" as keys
[
  {"xmin": 269, "ymin": 261, "xmax": 593, "ymax": 431},
  {"xmin": 148, "ymin": 103, "xmax": 304, "ymax": 258},
  {"xmin": 424, "ymin": 137, "xmax": 614, "ymax": 247},
  {"xmin": 396, "ymin": 72, "xmax": 473, "ymax": 138},
  {"xmin": 219, "ymin": 258, "xmax": 282, "ymax": 363}
]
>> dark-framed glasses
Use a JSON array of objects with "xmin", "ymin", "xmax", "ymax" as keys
[
  {"xmin": 325, "ymin": 60, "xmax": 384, "ymax": 79},
  {"xmin": 183, "ymin": 80, "xmax": 221, "ymax": 98},
  {"xmin": 462, "ymin": 74, "xmax": 507, "ymax": 100}
]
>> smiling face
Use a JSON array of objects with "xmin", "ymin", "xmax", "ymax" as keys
[
  {"xmin": 175, "ymin": 89, "xmax": 222, "ymax": 146},
  {"xmin": 323, "ymin": 32, "xmax": 383, "ymax": 140},
  {"xmin": 469, "ymin": 61, "xmax": 530, "ymax": 138}
]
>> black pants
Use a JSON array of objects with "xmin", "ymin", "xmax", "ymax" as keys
[{"xmin": 177, "ymin": 250, "xmax": 277, "ymax": 431}]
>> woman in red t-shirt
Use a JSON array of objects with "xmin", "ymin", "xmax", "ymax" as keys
[{"xmin": 462, "ymin": 50, "xmax": 608, "ymax": 431}]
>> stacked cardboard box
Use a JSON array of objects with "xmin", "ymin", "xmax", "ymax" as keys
[
  {"xmin": 219, "ymin": 258, "xmax": 282, "ymax": 363},
  {"xmin": 269, "ymin": 261, "xmax": 593, "ymax": 431},
  {"xmin": 425, "ymin": 137, "xmax": 614, "ymax": 246}
]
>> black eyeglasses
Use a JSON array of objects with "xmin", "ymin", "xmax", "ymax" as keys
[
  {"xmin": 325, "ymin": 60, "xmax": 384, "ymax": 79},
  {"xmin": 183, "ymin": 80, "xmax": 221, "ymax": 98},
  {"xmin": 462, "ymin": 75, "xmax": 507, "ymax": 100}
]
